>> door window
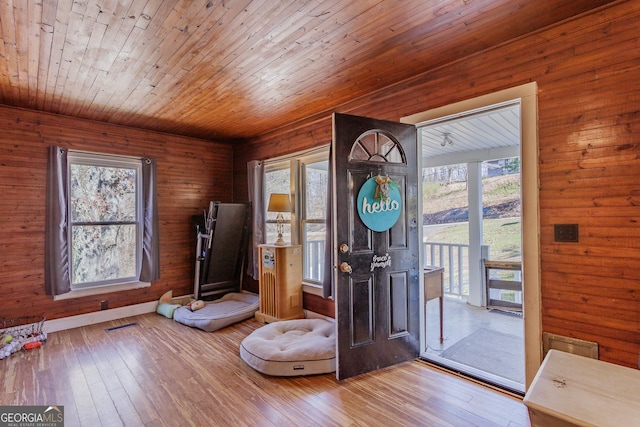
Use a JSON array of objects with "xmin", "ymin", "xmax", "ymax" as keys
[{"xmin": 349, "ymin": 130, "xmax": 405, "ymax": 163}]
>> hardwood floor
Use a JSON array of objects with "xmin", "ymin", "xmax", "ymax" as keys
[{"xmin": 0, "ymin": 313, "xmax": 531, "ymax": 426}]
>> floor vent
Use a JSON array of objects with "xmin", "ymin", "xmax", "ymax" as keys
[
  {"xmin": 105, "ymin": 322, "xmax": 138, "ymax": 333},
  {"xmin": 543, "ymin": 332, "xmax": 598, "ymax": 359}
]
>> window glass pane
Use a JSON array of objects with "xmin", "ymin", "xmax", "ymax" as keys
[
  {"xmin": 70, "ymin": 164, "xmax": 137, "ymax": 222},
  {"xmin": 305, "ymin": 160, "xmax": 328, "ymax": 220},
  {"xmin": 350, "ymin": 142, "xmax": 369, "ymax": 161},
  {"xmin": 359, "ymin": 132, "xmax": 377, "ymax": 155},
  {"xmin": 264, "ymin": 168, "xmax": 290, "ymax": 222},
  {"xmin": 265, "ymin": 223, "xmax": 291, "ymax": 246},
  {"xmin": 71, "ymin": 224, "xmax": 137, "ymax": 285},
  {"xmin": 382, "ymin": 143, "xmax": 403, "ymax": 163},
  {"xmin": 303, "ymin": 223, "xmax": 326, "ymax": 283}
]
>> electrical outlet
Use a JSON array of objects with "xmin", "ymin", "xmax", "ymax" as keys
[
  {"xmin": 554, "ymin": 224, "xmax": 579, "ymax": 242},
  {"xmin": 101, "ymin": 300, "xmax": 108, "ymax": 310}
]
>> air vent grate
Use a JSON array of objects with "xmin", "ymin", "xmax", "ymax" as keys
[{"xmin": 105, "ymin": 322, "xmax": 138, "ymax": 333}]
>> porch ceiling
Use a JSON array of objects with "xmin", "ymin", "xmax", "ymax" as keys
[{"xmin": 420, "ymin": 102, "xmax": 521, "ymax": 167}]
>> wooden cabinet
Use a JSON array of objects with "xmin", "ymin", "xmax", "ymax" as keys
[
  {"xmin": 524, "ymin": 349, "xmax": 640, "ymax": 427},
  {"xmin": 255, "ymin": 244, "xmax": 304, "ymax": 323}
]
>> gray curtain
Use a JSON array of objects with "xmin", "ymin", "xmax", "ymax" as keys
[
  {"xmin": 45, "ymin": 147, "xmax": 159, "ymax": 296},
  {"xmin": 140, "ymin": 157, "xmax": 160, "ymax": 282},
  {"xmin": 322, "ymin": 145, "xmax": 334, "ymax": 298},
  {"xmin": 247, "ymin": 160, "xmax": 265, "ymax": 279},
  {"xmin": 45, "ymin": 146, "xmax": 71, "ymax": 296}
]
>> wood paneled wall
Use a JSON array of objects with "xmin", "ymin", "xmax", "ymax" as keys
[
  {"xmin": 234, "ymin": 0, "xmax": 640, "ymax": 368},
  {"xmin": 0, "ymin": 106, "xmax": 232, "ymax": 321}
]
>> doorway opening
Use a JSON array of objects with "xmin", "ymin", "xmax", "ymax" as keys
[{"xmin": 416, "ymin": 101, "xmax": 525, "ymax": 393}]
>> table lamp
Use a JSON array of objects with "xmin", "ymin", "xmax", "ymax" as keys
[{"xmin": 267, "ymin": 193, "xmax": 291, "ymax": 245}]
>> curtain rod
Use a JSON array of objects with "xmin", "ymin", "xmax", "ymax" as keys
[{"xmin": 66, "ymin": 148, "xmax": 148, "ymax": 161}]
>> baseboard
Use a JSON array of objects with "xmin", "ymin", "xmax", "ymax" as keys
[
  {"xmin": 43, "ymin": 300, "xmax": 159, "ymax": 333},
  {"xmin": 304, "ymin": 309, "xmax": 334, "ymax": 322},
  {"xmin": 44, "ymin": 294, "xmax": 328, "ymax": 333}
]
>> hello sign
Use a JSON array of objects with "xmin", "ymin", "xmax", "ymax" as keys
[{"xmin": 356, "ymin": 175, "xmax": 402, "ymax": 232}]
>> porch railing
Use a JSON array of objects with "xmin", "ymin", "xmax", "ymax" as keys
[
  {"xmin": 423, "ymin": 241, "xmax": 489, "ymax": 300},
  {"xmin": 304, "ymin": 240, "xmax": 325, "ymax": 283},
  {"xmin": 305, "ymin": 239, "xmax": 489, "ymax": 302}
]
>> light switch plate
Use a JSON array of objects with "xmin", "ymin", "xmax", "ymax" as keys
[{"xmin": 554, "ymin": 224, "xmax": 579, "ymax": 242}]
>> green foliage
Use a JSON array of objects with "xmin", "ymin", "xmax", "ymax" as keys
[
  {"xmin": 484, "ymin": 181, "xmax": 520, "ymax": 199},
  {"xmin": 424, "ymin": 218, "xmax": 521, "ymax": 261},
  {"xmin": 503, "ymin": 158, "xmax": 521, "ymax": 174},
  {"xmin": 422, "ymin": 181, "xmax": 440, "ymax": 199}
]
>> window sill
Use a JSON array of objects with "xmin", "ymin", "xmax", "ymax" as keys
[
  {"xmin": 53, "ymin": 281, "xmax": 151, "ymax": 301},
  {"xmin": 302, "ymin": 282, "xmax": 323, "ymax": 296}
]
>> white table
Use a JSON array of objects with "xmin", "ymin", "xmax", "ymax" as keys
[{"xmin": 524, "ymin": 349, "xmax": 640, "ymax": 427}]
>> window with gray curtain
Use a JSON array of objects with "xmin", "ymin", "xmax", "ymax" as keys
[
  {"xmin": 254, "ymin": 146, "xmax": 333, "ymax": 297},
  {"xmin": 246, "ymin": 160, "xmax": 265, "ymax": 280},
  {"xmin": 45, "ymin": 146, "xmax": 159, "ymax": 296}
]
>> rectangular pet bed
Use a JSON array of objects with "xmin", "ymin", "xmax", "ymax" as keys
[{"xmin": 173, "ymin": 292, "xmax": 259, "ymax": 332}]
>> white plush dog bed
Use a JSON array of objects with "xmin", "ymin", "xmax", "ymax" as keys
[
  {"xmin": 240, "ymin": 319, "xmax": 336, "ymax": 376},
  {"xmin": 173, "ymin": 292, "xmax": 259, "ymax": 332}
]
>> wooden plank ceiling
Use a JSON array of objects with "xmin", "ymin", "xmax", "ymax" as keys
[{"xmin": 0, "ymin": 0, "xmax": 615, "ymax": 142}]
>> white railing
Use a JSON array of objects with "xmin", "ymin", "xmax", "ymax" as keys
[
  {"xmin": 305, "ymin": 239, "xmax": 486, "ymax": 301},
  {"xmin": 423, "ymin": 242, "xmax": 489, "ymax": 300},
  {"xmin": 304, "ymin": 240, "xmax": 325, "ymax": 283}
]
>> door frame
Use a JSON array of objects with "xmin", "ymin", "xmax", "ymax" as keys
[{"xmin": 401, "ymin": 82, "xmax": 541, "ymax": 389}]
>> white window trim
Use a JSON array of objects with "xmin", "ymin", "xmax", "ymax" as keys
[
  {"xmin": 67, "ymin": 150, "xmax": 144, "ymax": 290},
  {"xmin": 264, "ymin": 145, "xmax": 329, "ymax": 288},
  {"xmin": 53, "ymin": 281, "xmax": 151, "ymax": 301}
]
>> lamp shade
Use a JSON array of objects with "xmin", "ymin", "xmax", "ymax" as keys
[{"xmin": 267, "ymin": 193, "xmax": 291, "ymax": 213}]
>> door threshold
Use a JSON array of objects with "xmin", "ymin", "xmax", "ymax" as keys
[{"xmin": 418, "ymin": 354, "xmax": 525, "ymax": 397}]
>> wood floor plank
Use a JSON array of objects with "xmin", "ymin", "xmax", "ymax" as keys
[
  {"xmin": 0, "ymin": 313, "xmax": 530, "ymax": 426},
  {"xmin": 113, "ymin": 367, "xmax": 162, "ymax": 425}
]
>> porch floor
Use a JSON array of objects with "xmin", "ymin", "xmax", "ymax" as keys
[{"xmin": 423, "ymin": 296, "xmax": 525, "ymax": 393}]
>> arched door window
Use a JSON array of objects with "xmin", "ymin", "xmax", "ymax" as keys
[{"xmin": 349, "ymin": 130, "xmax": 406, "ymax": 164}]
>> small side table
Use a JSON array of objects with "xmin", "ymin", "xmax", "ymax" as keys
[
  {"xmin": 255, "ymin": 244, "xmax": 304, "ymax": 323},
  {"xmin": 524, "ymin": 349, "xmax": 640, "ymax": 426},
  {"xmin": 424, "ymin": 266, "xmax": 444, "ymax": 343}
]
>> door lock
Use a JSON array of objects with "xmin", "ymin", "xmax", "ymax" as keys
[
  {"xmin": 339, "ymin": 243, "xmax": 349, "ymax": 253},
  {"xmin": 339, "ymin": 262, "xmax": 352, "ymax": 274}
]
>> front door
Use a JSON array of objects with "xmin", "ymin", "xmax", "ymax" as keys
[{"xmin": 332, "ymin": 113, "xmax": 420, "ymax": 380}]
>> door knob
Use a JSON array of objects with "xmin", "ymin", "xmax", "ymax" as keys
[{"xmin": 339, "ymin": 262, "xmax": 352, "ymax": 274}]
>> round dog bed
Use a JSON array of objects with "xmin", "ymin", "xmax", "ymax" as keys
[{"xmin": 240, "ymin": 319, "xmax": 336, "ymax": 376}]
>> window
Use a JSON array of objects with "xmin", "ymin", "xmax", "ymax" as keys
[
  {"xmin": 264, "ymin": 147, "xmax": 329, "ymax": 286},
  {"xmin": 264, "ymin": 164, "xmax": 292, "ymax": 244},
  {"xmin": 45, "ymin": 146, "xmax": 159, "ymax": 297},
  {"xmin": 301, "ymin": 158, "xmax": 328, "ymax": 283},
  {"xmin": 68, "ymin": 152, "xmax": 142, "ymax": 289}
]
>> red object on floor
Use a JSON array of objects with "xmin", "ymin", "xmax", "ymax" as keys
[{"xmin": 23, "ymin": 341, "xmax": 42, "ymax": 350}]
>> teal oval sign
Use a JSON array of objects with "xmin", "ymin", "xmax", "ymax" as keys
[{"xmin": 357, "ymin": 176, "xmax": 402, "ymax": 232}]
